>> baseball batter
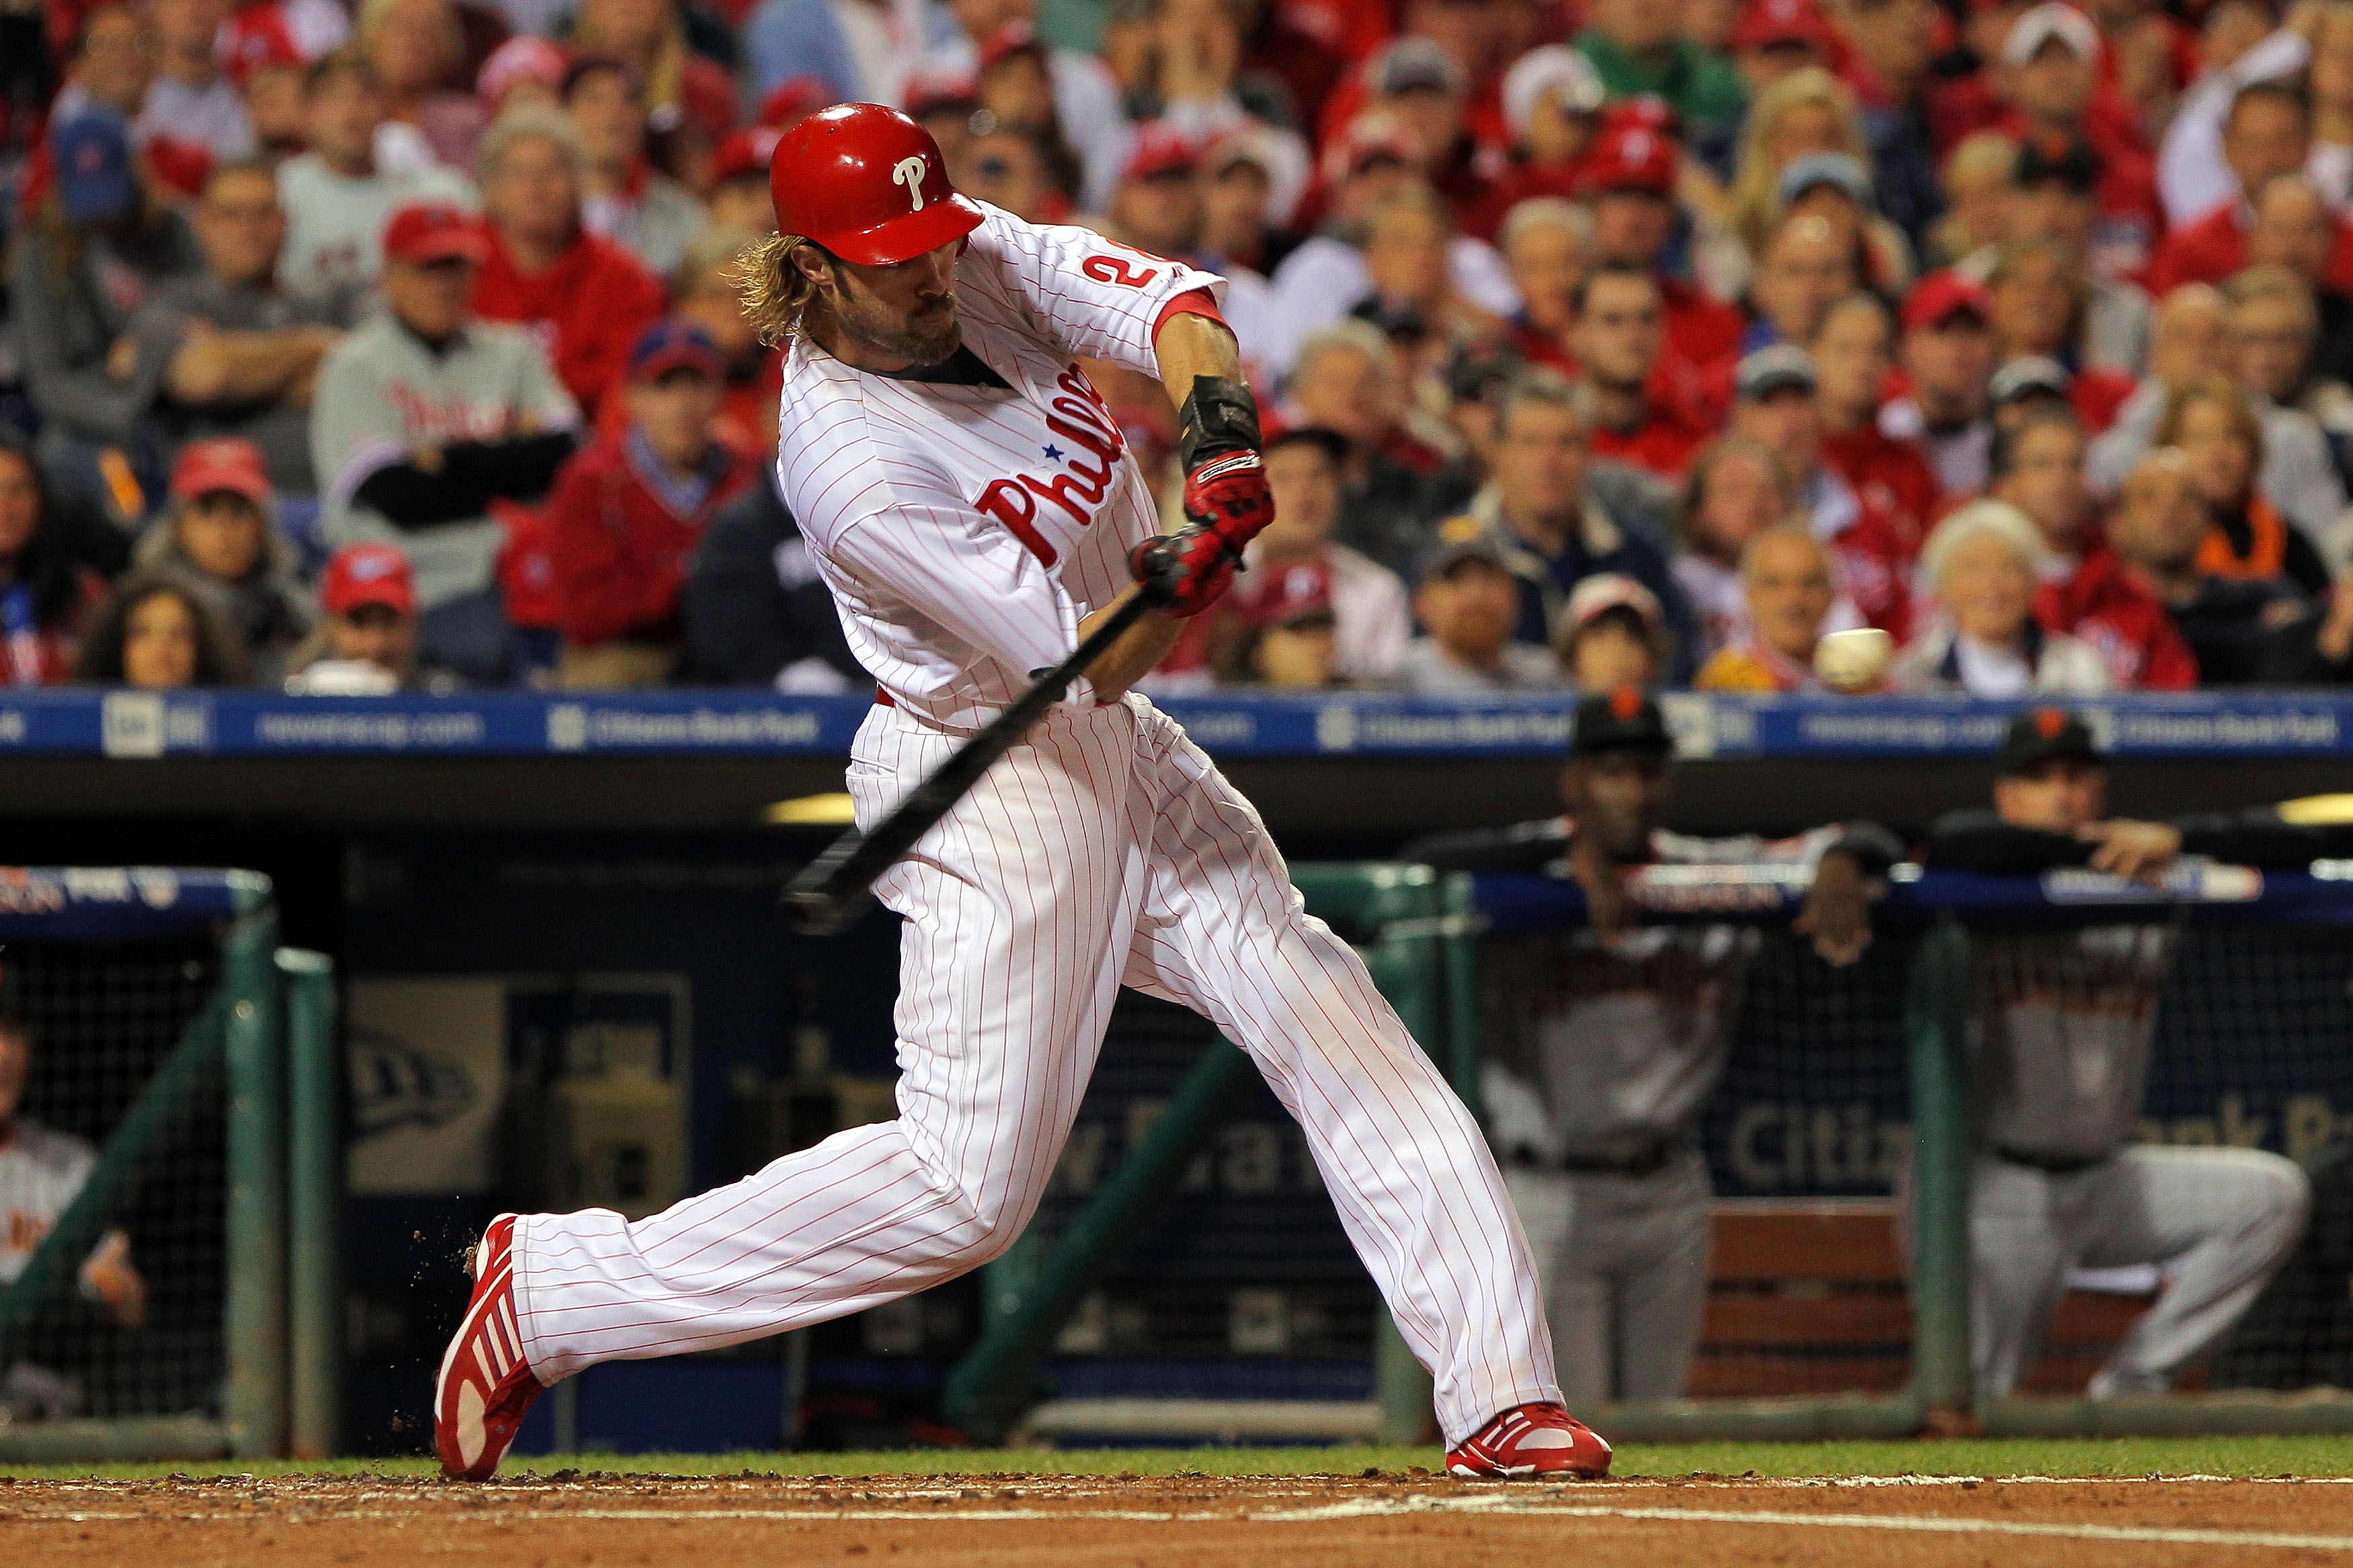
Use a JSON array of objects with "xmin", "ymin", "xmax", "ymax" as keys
[
  {"xmin": 436, "ymin": 104, "xmax": 1603, "ymax": 1482},
  {"xmin": 1925, "ymin": 710, "xmax": 2312, "ymax": 1397},
  {"xmin": 1408, "ymin": 692, "xmax": 1895, "ymax": 1405}
]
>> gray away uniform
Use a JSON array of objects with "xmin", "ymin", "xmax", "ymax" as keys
[
  {"xmin": 1927, "ymin": 809, "xmax": 2315, "ymax": 1399},
  {"xmin": 1417, "ymin": 820, "xmax": 1845, "ymax": 1406},
  {"xmin": 1964, "ymin": 925, "xmax": 2311, "ymax": 1397}
]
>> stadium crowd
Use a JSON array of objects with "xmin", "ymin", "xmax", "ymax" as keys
[{"xmin": 7, "ymin": 0, "xmax": 2353, "ymax": 694}]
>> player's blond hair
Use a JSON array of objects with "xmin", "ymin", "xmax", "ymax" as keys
[{"xmin": 734, "ymin": 233, "xmax": 829, "ymax": 347}]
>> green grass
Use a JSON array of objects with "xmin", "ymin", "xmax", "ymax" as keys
[{"xmin": 14, "ymin": 1435, "xmax": 2353, "ymax": 1483}]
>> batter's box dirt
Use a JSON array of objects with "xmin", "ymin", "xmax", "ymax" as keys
[{"xmin": 11, "ymin": 1473, "xmax": 2353, "ymax": 1566}]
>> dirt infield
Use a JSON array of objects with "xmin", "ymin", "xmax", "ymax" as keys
[{"xmin": 16, "ymin": 1471, "xmax": 2353, "ymax": 1566}]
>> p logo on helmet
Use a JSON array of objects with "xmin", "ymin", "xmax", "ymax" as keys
[{"xmin": 893, "ymin": 156, "xmax": 928, "ymax": 210}]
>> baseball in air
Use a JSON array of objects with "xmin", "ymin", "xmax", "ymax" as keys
[{"xmin": 1813, "ymin": 627, "xmax": 1893, "ymax": 692}]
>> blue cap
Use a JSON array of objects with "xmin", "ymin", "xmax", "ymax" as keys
[
  {"xmin": 628, "ymin": 319, "xmax": 725, "ymax": 381},
  {"xmin": 52, "ymin": 111, "xmax": 136, "ymax": 226}
]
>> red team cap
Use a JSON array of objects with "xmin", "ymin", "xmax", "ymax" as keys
[
  {"xmin": 758, "ymin": 74, "xmax": 838, "ymax": 128},
  {"xmin": 770, "ymin": 104, "xmax": 984, "ymax": 265},
  {"xmin": 1123, "ymin": 122, "xmax": 1198, "ymax": 183},
  {"xmin": 1732, "ymin": 0, "xmax": 1835, "ymax": 54},
  {"xmin": 218, "ymin": 8, "xmax": 305, "ymax": 87},
  {"xmin": 713, "ymin": 126, "xmax": 784, "ymax": 185},
  {"xmin": 1902, "ymin": 270, "xmax": 1994, "ymax": 331},
  {"xmin": 976, "ymin": 20, "xmax": 1049, "ymax": 72},
  {"xmin": 1573, "ymin": 120, "xmax": 1678, "ymax": 198},
  {"xmin": 170, "ymin": 437, "xmax": 273, "ymax": 504},
  {"xmin": 323, "ymin": 544, "xmax": 417, "ymax": 618},
  {"xmin": 1240, "ymin": 560, "xmax": 1337, "ymax": 629},
  {"xmin": 383, "ymin": 202, "xmax": 490, "ymax": 265},
  {"xmin": 475, "ymin": 34, "xmax": 569, "ymax": 103}
]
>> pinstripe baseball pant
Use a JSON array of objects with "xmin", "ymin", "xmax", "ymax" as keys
[{"xmin": 510, "ymin": 694, "xmax": 1560, "ymax": 1443}]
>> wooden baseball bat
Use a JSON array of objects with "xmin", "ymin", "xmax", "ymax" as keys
[{"xmin": 785, "ymin": 565, "xmax": 1176, "ymax": 936}]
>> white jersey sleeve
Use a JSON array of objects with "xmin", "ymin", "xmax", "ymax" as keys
[{"xmin": 956, "ymin": 204, "xmax": 1226, "ymax": 380}]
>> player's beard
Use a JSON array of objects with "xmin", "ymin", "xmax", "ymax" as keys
[{"xmin": 840, "ymin": 286, "xmax": 963, "ymax": 367}]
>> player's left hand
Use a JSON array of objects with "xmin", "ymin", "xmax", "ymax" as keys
[
  {"xmin": 1794, "ymin": 849, "xmax": 1877, "ymax": 967},
  {"xmin": 2079, "ymin": 819, "xmax": 2183, "ymax": 883},
  {"xmin": 1176, "ymin": 376, "xmax": 1274, "ymax": 553}
]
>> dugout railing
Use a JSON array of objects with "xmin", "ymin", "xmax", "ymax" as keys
[
  {"xmin": 0, "ymin": 870, "xmax": 341, "ymax": 1462},
  {"xmin": 941, "ymin": 859, "xmax": 2353, "ymax": 1446}
]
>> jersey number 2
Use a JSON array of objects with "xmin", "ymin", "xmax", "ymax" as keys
[{"xmin": 1081, "ymin": 254, "xmax": 1160, "ymax": 289}]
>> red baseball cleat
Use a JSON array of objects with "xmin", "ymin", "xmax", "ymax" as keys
[
  {"xmin": 434, "ymin": 1214, "xmax": 544, "ymax": 1480},
  {"xmin": 1445, "ymin": 1402, "xmax": 1613, "ymax": 1479}
]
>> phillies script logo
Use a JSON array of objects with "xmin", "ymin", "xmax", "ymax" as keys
[{"xmin": 973, "ymin": 367, "xmax": 1126, "ymax": 565}]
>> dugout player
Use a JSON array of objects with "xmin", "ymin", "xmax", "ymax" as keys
[
  {"xmin": 1926, "ymin": 710, "xmax": 2315, "ymax": 1398},
  {"xmin": 1406, "ymin": 691, "xmax": 1900, "ymax": 1406},
  {"xmin": 435, "ymin": 105, "xmax": 1607, "ymax": 1483},
  {"xmin": 0, "ymin": 1010, "xmax": 148, "ymax": 1420}
]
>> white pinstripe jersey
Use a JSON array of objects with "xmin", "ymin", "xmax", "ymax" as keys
[{"xmin": 775, "ymin": 202, "xmax": 1222, "ymax": 731}]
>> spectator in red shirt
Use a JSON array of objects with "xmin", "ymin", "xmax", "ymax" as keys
[
  {"xmin": 471, "ymin": 108, "xmax": 668, "ymax": 424},
  {"xmin": 1574, "ymin": 264, "xmax": 1711, "ymax": 480},
  {"xmin": 1993, "ymin": 3, "xmax": 2163, "ymax": 279},
  {"xmin": 2148, "ymin": 79, "xmax": 2353, "ymax": 296},
  {"xmin": 1466, "ymin": 46, "xmax": 1608, "ymax": 240},
  {"xmin": 1992, "ymin": 405, "xmax": 2198, "ymax": 686},
  {"xmin": 547, "ymin": 320, "xmax": 756, "ymax": 688},
  {"xmin": 1883, "ymin": 270, "xmax": 2000, "ymax": 495},
  {"xmin": 1730, "ymin": 343, "xmax": 1918, "ymax": 635},
  {"xmin": 1810, "ymin": 290, "xmax": 1942, "ymax": 553},
  {"xmin": 1579, "ymin": 120, "xmax": 1747, "ymax": 381}
]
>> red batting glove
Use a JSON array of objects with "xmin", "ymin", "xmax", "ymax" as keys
[
  {"xmin": 1132, "ymin": 528, "xmax": 1239, "ymax": 618},
  {"xmin": 1181, "ymin": 449, "xmax": 1274, "ymax": 552}
]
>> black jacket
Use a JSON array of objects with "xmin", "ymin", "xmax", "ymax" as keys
[{"xmin": 682, "ymin": 471, "xmax": 865, "ymax": 688}]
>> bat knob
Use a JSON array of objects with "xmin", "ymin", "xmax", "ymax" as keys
[
  {"xmin": 1129, "ymin": 538, "xmax": 1183, "ymax": 608},
  {"xmin": 785, "ymin": 889, "xmax": 855, "ymax": 938}
]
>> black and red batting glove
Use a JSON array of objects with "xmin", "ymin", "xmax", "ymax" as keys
[{"xmin": 1133, "ymin": 375, "xmax": 1273, "ymax": 617}]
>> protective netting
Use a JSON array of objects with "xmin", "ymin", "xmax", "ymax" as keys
[
  {"xmin": 1, "ymin": 935, "xmax": 225, "ymax": 1422},
  {"xmin": 969, "ymin": 889, "xmax": 2353, "ymax": 1413},
  {"xmin": 1027, "ymin": 993, "xmax": 1382, "ymax": 1403}
]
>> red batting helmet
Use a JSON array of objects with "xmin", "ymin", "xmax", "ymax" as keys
[{"xmin": 770, "ymin": 103, "xmax": 983, "ymax": 265}]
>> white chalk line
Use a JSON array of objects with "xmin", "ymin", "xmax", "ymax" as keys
[{"xmin": 20, "ymin": 1493, "xmax": 2353, "ymax": 1552}]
